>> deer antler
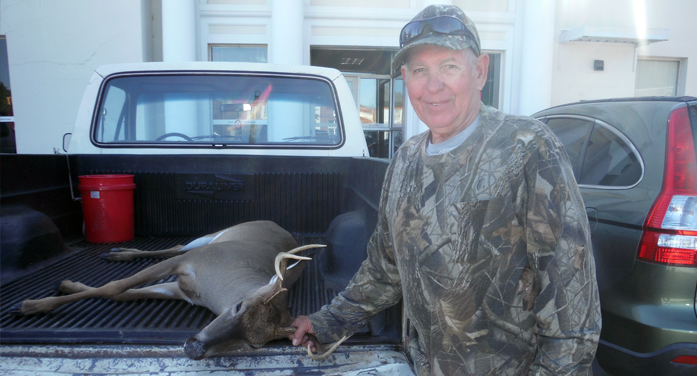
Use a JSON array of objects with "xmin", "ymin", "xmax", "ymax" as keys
[
  {"xmin": 274, "ymin": 244, "xmax": 325, "ymax": 281},
  {"xmin": 264, "ymin": 244, "xmax": 326, "ymax": 305},
  {"xmin": 306, "ymin": 335, "xmax": 349, "ymax": 361},
  {"xmin": 275, "ymin": 327, "xmax": 350, "ymax": 362}
]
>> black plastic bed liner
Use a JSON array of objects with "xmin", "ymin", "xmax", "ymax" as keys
[{"xmin": 0, "ymin": 234, "xmax": 334, "ymax": 345}]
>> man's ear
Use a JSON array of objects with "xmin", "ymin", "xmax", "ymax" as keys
[{"xmin": 475, "ymin": 53, "xmax": 490, "ymax": 91}]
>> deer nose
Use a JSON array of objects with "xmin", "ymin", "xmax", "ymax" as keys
[{"xmin": 184, "ymin": 338, "xmax": 206, "ymax": 360}]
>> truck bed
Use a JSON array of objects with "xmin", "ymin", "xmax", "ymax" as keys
[
  {"xmin": 0, "ymin": 154, "xmax": 399, "ymax": 351},
  {"xmin": 0, "ymin": 234, "xmax": 333, "ymax": 346}
]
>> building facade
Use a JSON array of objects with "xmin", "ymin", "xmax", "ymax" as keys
[{"xmin": 1, "ymin": 0, "xmax": 695, "ymax": 155}]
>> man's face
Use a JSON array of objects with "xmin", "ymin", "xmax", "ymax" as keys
[{"xmin": 401, "ymin": 44, "xmax": 489, "ymax": 144}]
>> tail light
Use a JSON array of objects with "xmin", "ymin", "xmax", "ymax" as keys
[
  {"xmin": 638, "ymin": 106, "xmax": 697, "ymax": 267},
  {"xmin": 672, "ymin": 355, "xmax": 697, "ymax": 365}
]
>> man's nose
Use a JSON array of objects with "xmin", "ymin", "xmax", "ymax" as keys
[{"xmin": 425, "ymin": 71, "xmax": 445, "ymax": 92}]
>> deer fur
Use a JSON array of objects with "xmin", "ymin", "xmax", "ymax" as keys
[{"xmin": 12, "ymin": 220, "xmax": 345, "ymax": 360}]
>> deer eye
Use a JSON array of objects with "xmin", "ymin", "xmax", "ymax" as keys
[{"xmin": 235, "ymin": 302, "xmax": 243, "ymax": 313}]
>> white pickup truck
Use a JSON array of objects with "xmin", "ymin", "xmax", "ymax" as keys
[{"xmin": 0, "ymin": 63, "xmax": 415, "ymax": 375}]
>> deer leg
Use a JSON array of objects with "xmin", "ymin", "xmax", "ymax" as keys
[
  {"xmin": 102, "ymin": 245, "xmax": 187, "ymax": 261},
  {"xmin": 103, "ymin": 231, "xmax": 227, "ymax": 262},
  {"xmin": 15, "ymin": 257, "xmax": 182, "ymax": 315},
  {"xmin": 59, "ymin": 281, "xmax": 192, "ymax": 303}
]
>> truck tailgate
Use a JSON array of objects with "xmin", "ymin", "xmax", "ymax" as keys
[{"xmin": 0, "ymin": 344, "xmax": 414, "ymax": 375}]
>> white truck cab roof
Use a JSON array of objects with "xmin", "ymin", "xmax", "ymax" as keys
[{"xmin": 68, "ymin": 62, "xmax": 368, "ymax": 157}]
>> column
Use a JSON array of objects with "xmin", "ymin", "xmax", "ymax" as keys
[
  {"xmin": 162, "ymin": 0, "xmax": 196, "ymax": 62},
  {"xmin": 162, "ymin": 0, "xmax": 197, "ymax": 136},
  {"xmin": 270, "ymin": 0, "xmax": 303, "ymax": 65},
  {"xmin": 516, "ymin": 0, "xmax": 555, "ymax": 116}
]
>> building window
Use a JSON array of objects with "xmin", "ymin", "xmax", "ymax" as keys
[
  {"xmin": 635, "ymin": 59, "xmax": 680, "ymax": 97},
  {"xmin": 344, "ymin": 75, "xmax": 404, "ymax": 159},
  {"xmin": 311, "ymin": 47, "xmax": 404, "ymax": 158},
  {"xmin": 209, "ymin": 44, "xmax": 267, "ymax": 63},
  {"xmin": 482, "ymin": 52, "xmax": 501, "ymax": 109}
]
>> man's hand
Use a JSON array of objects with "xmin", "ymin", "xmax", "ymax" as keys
[{"xmin": 290, "ymin": 315, "xmax": 317, "ymax": 353}]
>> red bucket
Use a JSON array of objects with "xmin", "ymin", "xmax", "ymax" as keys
[{"xmin": 78, "ymin": 175, "xmax": 136, "ymax": 243}]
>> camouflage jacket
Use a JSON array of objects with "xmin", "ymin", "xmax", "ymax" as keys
[{"xmin": 310, "ymin": 104, "xmax": 601, "ymax": 375}]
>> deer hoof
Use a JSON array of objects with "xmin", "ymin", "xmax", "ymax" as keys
[
  {"xmin": 184, "ymin": 338, "xmax": 206, "ymax": 360},
  {"xmin": 101, "ymin": 251, "xmax": 128, "ymax": 262},
  {"xmin": 9, "ymin": 302, "xmax": 24, "ymax": 315},
  {"xmin": 100, "ymin": 252, "xmax": 121, "ymax": 261}
]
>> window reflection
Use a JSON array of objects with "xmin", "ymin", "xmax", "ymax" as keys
[
  {"xmin": 364, "ymin": 130, "xmax": 403, "ymax": 158},
  {"xmin": 580, "ymin": 125, "xmax": 642, "ymax": 186},
  {"xmin": 360, "ymin": 78, "xmax": 377, "ymax": 124},
  {"xmin": 546, "ymin": 117, "xmax": 594, "ymax": 177}
]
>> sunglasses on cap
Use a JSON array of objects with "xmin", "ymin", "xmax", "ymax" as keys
[{"xmin": 399, "ymin": 15, "xmax": 478, "ymax": 53}]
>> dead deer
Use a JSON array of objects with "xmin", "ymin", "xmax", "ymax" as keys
[{"xmin": 11, "ymin": 220, "xmax": 347, "ymax": 360}]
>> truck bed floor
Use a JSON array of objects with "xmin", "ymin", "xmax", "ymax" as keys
[{"xmin": 0, "ymin": 235, "xmax": 333, "ymax": 345}]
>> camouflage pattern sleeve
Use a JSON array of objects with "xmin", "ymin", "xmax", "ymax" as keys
[
  {"xmin": 522, "ymin": 124, "xmax": 601, "ymax": 375},
  {"xmin": 309, "ymin": 162, "xmax": 404, "ymax": 344}
]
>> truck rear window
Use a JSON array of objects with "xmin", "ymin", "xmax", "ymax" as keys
[{"xmin": 93, "ymin": 73, "xmax": 342, "ymax": 148}]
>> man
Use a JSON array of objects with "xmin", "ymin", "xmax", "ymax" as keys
[{"xmin": 291, "ymin": 5, "xmax": 601, "ymax": 375}]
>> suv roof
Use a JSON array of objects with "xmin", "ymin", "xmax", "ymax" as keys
[{"xmin": 537, "ymin": 96, "xmax": 697, "ymax": 113}]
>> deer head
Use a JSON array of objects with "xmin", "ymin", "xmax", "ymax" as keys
[{"xmin": 183, "ymin": 244, "xmax": 321, "ymax": 360}]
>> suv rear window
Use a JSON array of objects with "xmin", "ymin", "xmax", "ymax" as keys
[
  {"xmin": 579, "ymin": 124, "xmax": 642, "ymax": 186},
  {"xmin": 93, "ymin": 73, "xmax": 342, "ymax": 148},
  {"xmin": 545, "ymin": 117, "xmax": 594, "ymax": 171},
  {"xmin": 545, "ymin": 116, "xmax": 642, "ymax": 187}
]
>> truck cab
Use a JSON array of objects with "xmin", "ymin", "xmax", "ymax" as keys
[{"xmin": 68, "ymin": 62, "xmax": 368, "ymax": 157}]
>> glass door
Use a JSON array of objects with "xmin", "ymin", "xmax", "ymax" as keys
[{"xmin": 345, "ymin": 74, "xmax": 405, "ymax": 158}]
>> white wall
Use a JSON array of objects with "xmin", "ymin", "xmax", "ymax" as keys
[
  {"xmin": 636, "ymin": 0, "xmax": 697, "ymax": 96},
  {"xmin": 2, "ymin": 0, "xmax": 695, "ymax": 153},
  {"xmin": 552, "ymin": 0, "xmax": 697, "ymax": 106},
  {"xmin": 554, "ymin": 43, "xmax": 637, "ymax": 104},
  {"xmin": 0, "ymin": 0, "xmax": 153, "ymax": 154}
]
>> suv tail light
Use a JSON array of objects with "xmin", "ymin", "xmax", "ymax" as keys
[
  {"xmin": 672, "ymin": 355, "xmax": 697, "ymax": 365},
  {"xmin": 638, "ymin": 106, "xmax": 697, "ymax": 267}
]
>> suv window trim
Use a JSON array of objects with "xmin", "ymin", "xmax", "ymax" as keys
[{"xmin": 539, "ymin": 114, "xmax": 645, "ymax": 190}]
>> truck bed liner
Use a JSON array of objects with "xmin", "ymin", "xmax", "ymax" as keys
[{"xmin": 0, "ymin": 234, "xmax": 334, "ymax": 345}]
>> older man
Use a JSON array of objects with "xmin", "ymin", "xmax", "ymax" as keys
[{"xmin": 291, "ymin": 5, "xmax": 601, "ymax": 375}]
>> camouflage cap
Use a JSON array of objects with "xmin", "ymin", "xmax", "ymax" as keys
[{"xmin": 393, "ymin": 5, "xmax": 481, "ymax": 72}]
